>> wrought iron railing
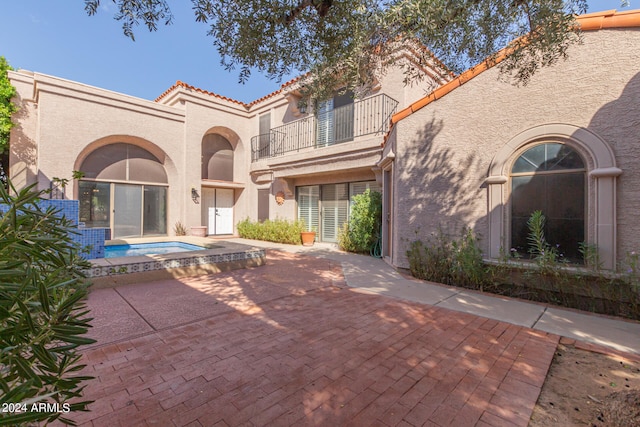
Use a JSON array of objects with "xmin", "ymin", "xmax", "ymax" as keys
[{"xmin": 251, "ymin": 94, "xmax": 399, "ymax": 162}]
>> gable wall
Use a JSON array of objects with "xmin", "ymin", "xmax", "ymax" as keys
[{"xmin": 392, "ymin": 28, "xmax": 640, "ymax": 269}]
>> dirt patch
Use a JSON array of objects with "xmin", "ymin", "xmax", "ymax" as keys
[{"xmin": 530, "ymin": 344, "xmax": 640, "ymax": 426}]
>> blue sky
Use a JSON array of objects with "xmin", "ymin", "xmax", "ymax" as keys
[{"xmin": 0, "ymin": 1, "xmax": 634, "ymax": 103}]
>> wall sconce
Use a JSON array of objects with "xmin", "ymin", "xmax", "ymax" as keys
[{"xmin": 191, "ymin": 188, "xmax": 200, "ymax": 204}]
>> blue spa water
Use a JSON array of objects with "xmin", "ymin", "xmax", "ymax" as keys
[{"xmin": 105, "ymin": 242, "xmax": 206, "ymax": 258}]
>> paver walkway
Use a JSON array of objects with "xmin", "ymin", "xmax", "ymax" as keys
[
  {"xmin": 229, "ymin": 239, "xmax": 640, "ymax": 356},
  {"xmin": 66, "ymin": 251, "xmax": 558, "ymax": 426}
]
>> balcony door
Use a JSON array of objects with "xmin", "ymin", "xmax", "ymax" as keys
[
  {"xmin": 258, "ymin": 113, "xmax": 271, "ymax": 159},
  {"xmin": 316, "ymin": 91, "xmax": 354, "ymax": 147}
]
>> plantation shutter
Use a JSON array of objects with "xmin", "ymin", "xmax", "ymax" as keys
[
  {"xmin": 321, "ymin": 183, "xmax": 349, "ymax": 242},
  {"xmin": 297, "ymin": 186, "xmax": 319, "ymax": 232},
  {"xmin": 333, "ymin": 91, "xmax": 354, "ymax": 143},
  {"xmin": 316, "ymin": 98, "xmax": 334, "ymax": 147},
  {"xmin": 258, "ymin": 113, "xmax": 271, "ymax": 158}
]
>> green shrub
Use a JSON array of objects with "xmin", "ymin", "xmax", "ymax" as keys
[
  {"xmin": 237, "ymin": 217, "xmax": 305, "ymax": 245},
  {"xmin": 338, "ymin": 190, "xmax": 381, "ymax": 253},
  {"xmin": 407, "ymin": 226, "xmax": 488, "ymax": 288},
  {"xmin": 0, "ymin": 182, "xmax": 95, "ymax": 425},
  {"xmin": 406, "ymin": 215, "xmax": 640, "ymax": 320}
]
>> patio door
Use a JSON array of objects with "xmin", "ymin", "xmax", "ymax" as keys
[
  {"xmin": 113, "ymin": 184, "xmax": 142, "ymax": 238},
  {"xmin": 111, "ymin": 184, "xmax": 167, "ymax": 239},
  {"xmin": 321, "ymin": 183, "xmax": 349, "ymax": 243}
]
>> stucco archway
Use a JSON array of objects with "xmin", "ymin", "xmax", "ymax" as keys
[{"xmin": 74, "ymin": 137, "xmax": 176, "ymax": 238}]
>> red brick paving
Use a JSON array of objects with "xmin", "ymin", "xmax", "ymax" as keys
[{"xmin": 62, "ymin": 251, "xmax": 559, "ymax": 426}]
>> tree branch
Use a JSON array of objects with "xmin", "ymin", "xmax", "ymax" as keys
[{"xmin": 284, "ymin": 0, "xmax": 333, "ymax": 24}]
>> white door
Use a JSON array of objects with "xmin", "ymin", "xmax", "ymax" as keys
[
  {"xmin": 202, "ymin": 188, "xmax": 216, "ymax": 235},
  {"xmin": 202, "ymin": 188, "xmax": 234, "ymax": 235},
  {"xmin": 215, "ymin": 189, "xmax": 234, "ymax": 235}
]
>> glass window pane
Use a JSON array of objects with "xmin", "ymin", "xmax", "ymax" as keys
[
  {"xmin": 81, "ymin": 143, "xmax": 128, "ymax": 180},
  {"xmin": 512, "ymin": 156, "xmax": 537, "ymax": 174},
  {"xmin": 80, "ymin": 143, "xmax": 167, "ymax": 183},
  {"xmin": 78, "ymin": 181, "xmax": 110, "ymax": 228},
  {"xmin": 113, "ymin": 184, "xmax": 142, "ymax": 238},
  {"xmin": 512, "ymin": 144, "xmax": 546, "ymax": 173},
  {"xmin": 321, "ymin": 183, "xmax": 349, "ymax": 242},
  {"xmin": 127, "ymin": 145, "xmax": 167, "ymax": 183},
  {"xmin": 512, "ymin": 143, "xmax": 584, "ymax": 174},
  {"xmin": 297, "ymin": 186, "xmax": 319, "ymax": 232},
  {"xmin": 143, "ymin": 186, "xmax": 167, "ymax": 235},
  {"xmin": 545, "ymin": 173, "xmax": 585, "ymax": 221},
  {"xmin": 511, "ymin": 170, "xmax": 585, "ymax": 262},
  {"xmin": 547, "ymin": 145, "xmax": 585, "ymax": 170},
  {"xmin": 128, "ymin": 157, "xmax": 168, "ymax": 183}
]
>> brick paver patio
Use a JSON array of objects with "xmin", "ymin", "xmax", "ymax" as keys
[{"xmin": 66, "ymin": 251, "xmax": 559, "ymax": 426}]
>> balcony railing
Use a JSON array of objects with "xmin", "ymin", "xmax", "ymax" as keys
[{"xmin": 251, "ymin": 93, "xmax": 399, "ymax": 162}]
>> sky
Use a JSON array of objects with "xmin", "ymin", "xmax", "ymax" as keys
[{"xmin": 0, "ymin": 1, "xmax": 635, "ymax": 104}]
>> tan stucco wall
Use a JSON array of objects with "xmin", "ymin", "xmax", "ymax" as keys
[
  {"xmin": 9, "ymin": 72, "xmax": 189, "ymax": 233},
  {"xmin": 181, "ymin": 95, "xmax": 252, "ymax": 229},
  {"xmin": 8, "ymin": 72, "xmax": 256, "ymax": 235},
  {"xmin": 8, "ymin": 67, "xmax": 397, "ymax": 237},
  {"xmin": 392, "ymin": 28, "xmax": 640, "ymax": 270}
]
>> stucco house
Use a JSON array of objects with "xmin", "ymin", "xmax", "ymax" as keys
[
  {"xmin": 7, "ymin": 9, "xmax": 640, "ymax": 271},
  {"xmin": 7, "ymin": 42, "xmax": 450, "ymax": 243},
  {"xmin": 382, "ymin": 9, "xmax": 640, "ymax": 271}
]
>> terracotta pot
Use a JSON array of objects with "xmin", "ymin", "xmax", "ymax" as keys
[
  {"xmin": 190, "ymin": 226, "xmax": 207, "ymax": 237},
  {"xmin": 301, "ymin": 231, "xmax": 316, "ymax": 246}
]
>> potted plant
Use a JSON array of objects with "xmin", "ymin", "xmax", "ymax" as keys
[{"xmin": 301, "ymin": 226, "xmax": 317, "ymax": 246}]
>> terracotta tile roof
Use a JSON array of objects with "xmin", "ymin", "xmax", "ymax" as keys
[
  {"xmin": 386, "ymin": 9, "xmax": 640, "ymax": 132},
  {"xmin": 154, "ymin": 72, "xmax": 313, "ymax": 107},
  {"xmin": 153, "ymin": 45, "xmax": 450, "ymax": 108},
  {"xmin": 154, "ymin": 80, "xmax": 248, "ymax": 106}
]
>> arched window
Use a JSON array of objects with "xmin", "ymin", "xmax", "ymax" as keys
[
  {"xmin": 510, "ymin": 143, "xmax": 585, "ymax": 261},
  {"xmin": 487, "ymin": 124, "xmax": 620, "ymax": 269},
  {"xmin": 202, "ymin": 134, "xmax": 234, "ymax": 181},
  {"xmin": 80, "ymin": 143, "xmax": 167, "ymax": 183},
  {"xmin": 78, "ymin": 143, "xmax": 168, "ymax": 238}
]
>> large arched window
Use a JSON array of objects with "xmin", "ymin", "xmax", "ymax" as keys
[
  {"xmin": 78, "ymin": 143, "xmax": 168, "ymax": 238},
  {"xmin": 510, "ymin": 143, "xmax": 585, "ymax": 261},
  {"xmin": 487, "ymin": 124, "xmax": 621, "ymax": 270},
  {"xmin": 202, "ymin": 134, "xmax": 234, "ymax": 181},
  {"xmin": 80, "ymin": 143, "xmax": 168, "ymax": 183}
]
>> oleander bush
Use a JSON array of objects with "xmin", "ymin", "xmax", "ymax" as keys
[
  {"xmin": 0, "ymin": 181, "xmax": 95, "ymax": 425},
  {"xmin": 237, "ymin": 217, "xmax": 305, "ymax": 245}
]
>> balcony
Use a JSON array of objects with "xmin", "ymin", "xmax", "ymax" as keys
[{"xmin": 251, "ymin": 94, "xmax": 399, "ymax": 162}]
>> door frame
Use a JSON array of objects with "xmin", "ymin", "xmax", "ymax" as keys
[{"xmin": 202, "ymin": 187, "xmax": 235, "ymax": 236}]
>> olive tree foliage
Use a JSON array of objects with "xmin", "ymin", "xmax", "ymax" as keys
[
  {"xmin": 85, "ymin": 0, "xmax": 627, "ymax": 100},
  {"xmin": 0, "ymin": 57, "xmax": 17, "ymax": 185}
]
